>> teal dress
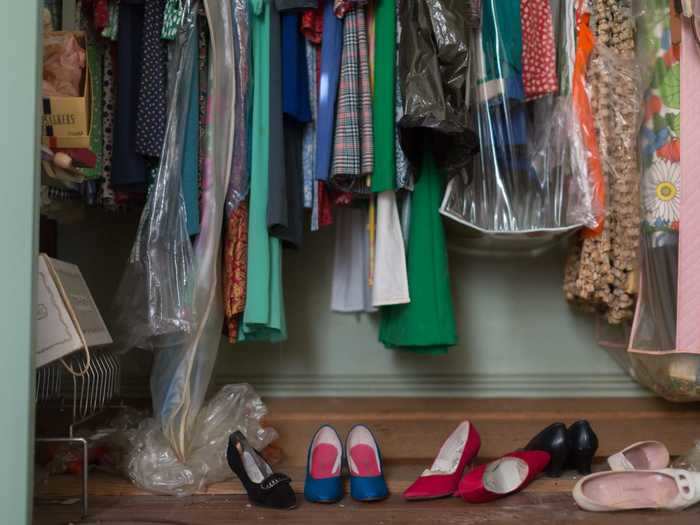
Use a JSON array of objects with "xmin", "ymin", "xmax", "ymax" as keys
[{"xmin": 240, "ymin": 0, "xmax": 287, "ymax": 342}]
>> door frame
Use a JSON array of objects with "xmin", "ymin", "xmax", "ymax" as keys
[{"xmin": 0, "ymin": 1, "xmax": 41, "ymax": 524}]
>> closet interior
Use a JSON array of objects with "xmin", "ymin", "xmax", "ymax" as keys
[{"xmin": 24, "ymin": 0, "xmax": 700, "ymax": 523}]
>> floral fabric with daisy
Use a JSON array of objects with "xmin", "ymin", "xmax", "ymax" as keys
[{"xmin": 640, "ymin": 1, "xmax": 681, "ymax": 233}]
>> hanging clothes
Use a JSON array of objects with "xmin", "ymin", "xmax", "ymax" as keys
[
  {"xmin": 563, "ymin": 0, "xmax": 642, "ymax": 324},
  {"xmin": 372, "ymin": 190, "xmax": 409, "ymax": 306},
  {"xmin": 314, "ymin": 0, "xmax": 343, "ymax": 182},
  {"xmin": 135, "ymin": 0, "xmax": 168, "ymax": 158},
  {"xmin": 241, "ymin": 0, "xmax": 287, "ymax": 342},
  {"xmin": 398, "ymin": 0, "xmax": 478, "ymax": 176},
  {"xmin": 266, "ymin": 1, "xmax": 295, "ymax": 245},
  {"xmin": 226, "ymin": 0, "xmax": 252, "ymax": 214},
  {"xmin": 224, "ymin": 202, "xmax": 249, "ymax": 342},
  {"xmin": 331, "ymin": 206, "xmax": 375, "ymax": 313},
  {"xmin": 370, "ymin": 0, "xmax": 395, "ymax": 192},
  {"xmin": 268, "ymin": 10, "xmax": 312, "ymax": 247},
  {"xmin": 331, "ymin": 2, "xmax": 373, "ymax": 193},
  {"xmin": 112, "ymin": 0, "xmax": 147, "ymax": 190},
  {"xmin": 302, "ymin": 37, "xmax": 318, "ymax": 209},
  {"xmin": 379, "ymin": 153, "xmax": 457, "ymax": 354},
  {"xmin": 277, "ymin": 0, "xmax": 317, "ymax": 9},
  {"xmin": 394, "ymin": 0, "xmax": 412, "ymax": 191},
  {"xmin": 182, "ymin": 16, "xmax": 201, "ymax": 236},
  {"xmin": 520, "ymin": 0, "xmax": 558, "ymax": 100},
  {"xmin": 223, "ymin": 0, "xmax": 252, "ymax": 342}
]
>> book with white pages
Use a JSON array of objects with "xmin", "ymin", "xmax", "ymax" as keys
[{"xmin": 35, "ymin": 254, "xmax": 112, "ymax": 368}]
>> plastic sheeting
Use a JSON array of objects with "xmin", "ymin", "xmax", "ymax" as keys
[
  {"xmin": 112, "ymin": 385, "xmax": 278, "ymax": 496},
  {"xmin": 150, "ymin": 0, "xmax": 237, "ymax": 459},
  {"xmin": 110, "ymin": 1, "xmax": 198, "ymax": 352},
  {"xmin": 398, "ymin": 0, "xmax": 479, "ymax": 176},
  {"xmin": 113, "ymin": 0, "xmax": 237, "ymax": 457},
  {"xmin": 226, "ymin": 0, "xmax": 252, "ymax": 216},
  {"xmin": 440, "ymin": 0, "xmax": 598, "ymax": 235}
]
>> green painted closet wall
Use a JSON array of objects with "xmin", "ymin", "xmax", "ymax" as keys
[
  {"xmin": 59, "ymin": 218, "xmax": 644, "ymax": 398},
  {"xmin": 0, "ymin": 3, "xmax": 41, "ymax": 525}
]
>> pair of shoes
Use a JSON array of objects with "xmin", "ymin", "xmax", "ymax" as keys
[
  {"xmin": 524, "ymin": 420, "xmax": 598, "ymax": 477},
  {"xmin": 403, "ymin": 421, "xmax": 551, "ymax": 504},
  {"xmin": 305, "ymin": 424, "xmax": 389, "ymax": 503},
  {"xmin": 574, "ymin": 440, "xmax": 700, "ymax": 512},
  {"xmin": 226, "ymin": 431, "xmax": 297, "ymax": 510}
]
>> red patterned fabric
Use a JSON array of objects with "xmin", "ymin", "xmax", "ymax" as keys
[
  {"xmin": 223, "ymin": 202, "xmax": 249, "ymax": 343},
  {"xmin": 520, "ymin": 0, "xmax": 558, "ymax": 100},
  {"xmin": 301, "ymin": 7, "xmax": 324, "ymax": 44}
]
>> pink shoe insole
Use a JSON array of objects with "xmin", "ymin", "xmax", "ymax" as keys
[
  {"xmin": 311, "ymin": 444, "xmax": 339, "ymax": 479},
  {"xmin": 582, "ymin": 472, "xmax": 679, "ymax": 509},
  {"xmin": 350, "ymin": 444, "xmax": 381, "ymax": 477}
]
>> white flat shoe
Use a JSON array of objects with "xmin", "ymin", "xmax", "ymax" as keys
[
  {"xmin": 607, "ymin": 441, "xmax": 670, "ymax": 471},
  {"xmin": 573, "ymin": 469, "xmax": 700, "ymax": 512}
]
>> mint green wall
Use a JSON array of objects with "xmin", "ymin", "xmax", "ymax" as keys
[
  {"xmin": 215, "ymin": 226, "xmax": 644, "ymax": 397},
  {"xmin": 59, "ymin": 215, "xmax": 643, "ymax": 399},
  {"xmin": 0, "ymin": 2, "xmax": 41, "ymax": 524}
]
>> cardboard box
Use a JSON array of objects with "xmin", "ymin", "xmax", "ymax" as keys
[{"xmin": 42, "ymin": 31, "xmax": 91, "ymax": 149}]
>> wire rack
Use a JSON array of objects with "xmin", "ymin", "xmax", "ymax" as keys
[{"xmin": 35, "ymin": 347, "xmax": 121, "ymax": 517}]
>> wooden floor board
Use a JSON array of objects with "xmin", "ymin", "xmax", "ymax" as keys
[
  {"xmin": 34, "ymin": 494, "xmax": 700, "ymax": 525},
  {"xmin": 33, "ymin": 398, "xmax": 700, "ymax": 524}
]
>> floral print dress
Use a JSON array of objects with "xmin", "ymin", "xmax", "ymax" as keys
[{"xmin": 640, "ymin": 1, "xmax": 681, "ymax": 233}]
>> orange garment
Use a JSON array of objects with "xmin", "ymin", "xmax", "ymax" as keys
[
  {"xmin": 223, "ymin": 202, "xmax": 249, "ymax": 343},
  {"xmin": 573, "ymin": 8, "xmax": 605, "ymax": 236}
]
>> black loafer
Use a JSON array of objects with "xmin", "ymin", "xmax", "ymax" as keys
[
  {"xmin": 227, "ymin": 431, "xmax": 297, "ymax": 510},
  {"xmin": 524, "ymin": 422, "xmax": 568, "ymax": 477}
]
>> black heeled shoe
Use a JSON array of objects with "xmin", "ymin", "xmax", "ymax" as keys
[
  {"xmin": 566, "ymin": 420, "xmax": 598, "ymax": 475},
  {"xmin": 227, "ymin": 431, "xmax": 297, "ymax": 510},
  {"xmin": 524, "ymin": 422, "xmax": 569, "ymax": 477}
]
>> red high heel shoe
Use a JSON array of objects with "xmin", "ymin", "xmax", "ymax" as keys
[
  {"xmin": 403, "ymin": 421, "xmax": 481, "ymax": 501},
  {"xmin": 456, "ymin": 450, "xmax": 550, "ymax": 504}
]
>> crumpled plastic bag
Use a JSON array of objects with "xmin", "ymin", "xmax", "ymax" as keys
[
  {"xmin": 672, "ymin": 440, "xmax": 700, "ymax": 472},
  {"xmin": 398, "ymin": 0, "xmax": 479, "ymax": 176},
  {"xmin": 43, "ymin": 33, "xmax": 86, "ymax": 97},
  {"xmin": 105, "ymin": 384, "xmax": 278, "ymax": 496}
]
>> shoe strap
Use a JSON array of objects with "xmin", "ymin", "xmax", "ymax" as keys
[
  {"xmin": 674, "ymin": 471, "xmax": 696, "ymax": 501},
  {"xmin": 260, "ymin": 473, "xmax": 291, "ymax": 491}
]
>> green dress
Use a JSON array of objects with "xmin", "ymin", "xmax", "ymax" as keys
[
  {"xmin": 240, "ymin": 0, "xmax": 286, "ymax": 342},
  {"xmin": 379, "ymin": 153, "xmax": 457, "ymax": 354},
  {"xmin": 370, "ymin": 0, "xmax": 396, "ymax": 192}
]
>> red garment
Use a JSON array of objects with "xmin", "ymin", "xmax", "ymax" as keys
[
  {"xmin": 318, "ymin": 182, "xmax": 334, "ymax": 227},
  {"xmin": 301, "ymin": 7, "xmax": 324, "ymax": 44},
  {"xmin": 520, "ymin": 0, "xmax": 558, "ymax": 100},
  {"xmin": 94, "ymin": 0, "xmax": 109, "ymax": 31},
  {"xmin": 223, "ymin": 202, "xmax": 249, "ymax": 343}
]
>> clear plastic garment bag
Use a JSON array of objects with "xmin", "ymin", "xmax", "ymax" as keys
[{"xmin": 440, "ymin": 0, "xmax": 599, "ymax": 236}]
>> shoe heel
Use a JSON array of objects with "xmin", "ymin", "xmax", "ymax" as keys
[
  {"xmin": 573, "ymin": 450, "xmax": 595, "ymax": 475},
  {"xmin": 545, "ymin": 455, "xmax": 566, "ymax": 478}
]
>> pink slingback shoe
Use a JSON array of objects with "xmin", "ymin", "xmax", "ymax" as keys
[
  {"xmin": 607, "ymin": 441, "xmax": 670, "ymax": 471},
  {"xmin": 403, "ymin": 421, "xmax": 481, "ymax": 501}
]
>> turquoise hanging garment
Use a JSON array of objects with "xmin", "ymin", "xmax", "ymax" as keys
[
  {"xmin": 182, "ymin": 19, "xmax": 201, "ymax": 236},
  {"xmin": 379, "ymin": 152, "xmax": 457, "ymax": 354},
  {"xmin": 240, "ymin": 0, "xmax": 287, "ymax": 342}
]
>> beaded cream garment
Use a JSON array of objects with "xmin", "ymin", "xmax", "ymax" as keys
[{"xmin": 564, "ymin": 0, "xmax": 642, "ymax": 324}]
